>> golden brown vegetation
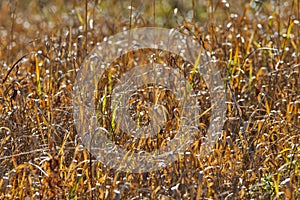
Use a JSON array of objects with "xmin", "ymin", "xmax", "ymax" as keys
[{"xmin": 0, "ymin": 0, "xmax": 299, "ymax": 199}]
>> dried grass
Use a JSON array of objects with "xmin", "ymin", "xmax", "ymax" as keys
[{"xmin": 0, "ymin": 0, "xmax": 299, "ymax": 199}]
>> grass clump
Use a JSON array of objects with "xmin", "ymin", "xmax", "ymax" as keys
[{"xmin": 0, "ymin": 0, "xmax": 299, "ymax": 199}]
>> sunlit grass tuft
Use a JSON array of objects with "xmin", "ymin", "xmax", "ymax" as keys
[{"xmin": 0, "ymin": 0, "xmax": 299, "ymax": 199}]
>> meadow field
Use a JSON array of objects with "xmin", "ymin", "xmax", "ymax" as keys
[{"xmin": 0, "ymin": 0, "xmax": 299, "ymax": 199}]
